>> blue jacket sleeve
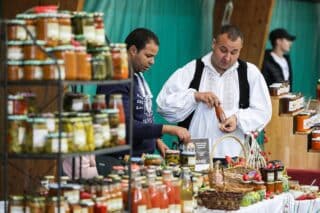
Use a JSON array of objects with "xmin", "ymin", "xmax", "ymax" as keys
[{"xmin": 96, "ymin": 84, "xmax": 163, "ymax": 143}]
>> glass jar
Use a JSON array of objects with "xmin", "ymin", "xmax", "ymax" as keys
[
  {"xmin": 165, "ymin": 150, "xmax": 180, "ymax": 166},
  {"xmin": 111, "ymin": 44, "xmax": 122, "ymax": 80},
  {"xmin": 92, "ymin": 94, "xmax": 107, "ymax": 111},
  {"xmin": 23, "ymin": 60, "xmax": 43, "ymax": 80},
  {"xmin": 296, "ymin": 112, "xmax": 311, "ymax": 132},
  {"xmin": 93, "ymin": 12, "xmax": 106, "ymax": 46},
  {"xmin": 80, "ymin": 200, "xmax": 95, "ymax": 213},
  {"xmin": 46, "ymin": 196, "xmax": 66, "ymax": 213},
  {"xmin": 42, "ymin": 59, "xmax": 65, "ymax": 80},
  {"xmin": 27, "ymin": 197, "xmax": 45, "ymax": 213},
  {"xmin": 71, "ymin": 11, "xmax": 86, "ymax": 35},
  {"xmin": 119, "ymin": 43, "xmax": 129, "ymax": 79},
  {"xmin": 180, "ymin": 151, "xmax": 196, "ymax": 171},
  {"xmin": 8, "ymin": 94, "xmax": 27, "ymax": 115},
  {"xmin": 94, "ymin": 113, "xmax": 111, "ymax": 148},
  {"xmin": 44, "ymin": 132, "xmax": 68, "ymax": 153},
  {"xmin": 107, "ymin": 108, "xmax": 119, "ymax": 128},
  {"xmin": 80, "ymin": 114, "xmax": 95, "ymax": 151},
  {"xmin": 25, "ymin": 117, "xmax": 48, "ymax": 153},
  {"xmin": 265, "ymin": 182, "xmax": 275, "ymax": 194},
  {"xmin": 83, "ymin": 13, "xmax": 96, "ymax": 47},
  {"xmin": 48, "ymin": 45, "xmax": 77, "ymax": 80},
  {"xmin": 16, "ymin": 13, "xmax": 37, "ymax": 40},
  {"xmin": 109, "ymin": 94, "xmax": 126, "ymax": 145},
  {"xmin": 21, "ymin": 92, "xmax": 37, "ymax": 114},
  {"xmin": 23, "ymin": 40, "xmax": 46, "ymax": 60},
  {"xmin": 275, "ymin": 181, "xmax": 283, "ymax": 194},
  {"xmin": 260, "ymin": 168, "xmax": 275, "ymax": 182},
  {"xmin": 36, "ymin": 13, "xmax": 59, "ymax": 47},
  {"xmin": 75, "ymin": 46, "xmax": 92, "ymax": 80},
  {"xmin": 9, "ymin": 195, "xmax": 25, "ymax": 212},
  {"xmin": 8, "ymin": 115, "xmax": 27, "ymax": 153},
  {"xmin": 92, "ymin": 54, "xmax": 107, "ymax": 80},
  {"xmin": 58, "ymin": 13, "xmax": 72, "ymax": 44},
  {"xmin": 7, "ymin": 41, "xmax": 24, "ymax": 60},
  {"xmin": 63, "ymin": 92, "xmax": 85, "ymax": 112},
  {"xmin": 105, "ymin": 47, "xmax": 114, "ymax": 80},
  {"xmin": 82, "ymin": 94, "xmax": 91, "ymax": 112},
  {"xmin": 110, "ymin": 128, "xmax": 118, "ymax": 147},
  {"xmin": 6, "ymin": 19, "xmax": 27, "ymax": 41},
  {"xmin": 72, "ymin": 117, "xmax": 88, "ymax": 152},
  {"xmin": 7, "ymin": 60, "xmax": 23, "ymax": 81}
]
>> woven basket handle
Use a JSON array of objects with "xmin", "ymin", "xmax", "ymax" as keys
[{"xmin": 210, "ymin": 134, "xmax": 247, "ymax": 168}]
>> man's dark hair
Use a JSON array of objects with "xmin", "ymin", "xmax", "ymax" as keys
[
  {"xmin": 125, "ymin": 28, "xmax": 159, "ymax": 51},
  {"xmin": 216, "ymin": 24, "xmax": 244, "ymax": 43}
]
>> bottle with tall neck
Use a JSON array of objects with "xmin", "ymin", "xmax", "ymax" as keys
[{"xmin": 180, "ymin": 167, "xmax": 193, "ymax": 213}]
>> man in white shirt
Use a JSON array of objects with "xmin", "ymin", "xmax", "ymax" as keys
[
  {"xmin": 262, "ymin": 28, "xmax": 296, "ymax": 87},
  {"xmin": 157, "ymin": 25, "xmax": 272, "ymax": 163}
]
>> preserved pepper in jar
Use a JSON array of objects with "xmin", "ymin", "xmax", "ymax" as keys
[
  {"xmin": 23, "ymin": 60, "xmax": 43, "ymax": 80},
  {"xmin": 7, "ymin": 41, "xmax": 24, "ymax": 60},
  {"xmin": 16, "ymin": 13, "xmax": 37, "ymax": 40},
  {"xmin": 109, "ymin": 94, "xmax": 126, "ymax": 145},
  {"xmin": 79, "ymin": 113, "xmax": 95, "ymax": 151},
  {"xmin": 6, "ymin": 19, "xmax": 27, "ymax": 41},
  {"xmin": 8, "ymin": 115, "xmax": 27, "ymax": 153},
  {"xmin": 25, "ymin": 117, "xmax": 48, "ymax": 153},
  {"xmin": 44, "ymin": 132, "xmax": 68, "ymax": 153},
  {"xmin": 7, "ymin": 60, "xmax": 23, "ymax": 81},
  {"xmin": 23, "ymin": 40, "xmax": 46, "ymax": 60},
  {"xmin": 58, "ymin": 12, "xmax": 72, "ymax": 44},
  {"xmin": 36, "ymin": 13, "xmax": 59, "ymax": 47},
  {"xmin": 92, "ymin": 54, "xmax": 107, "ymax": 80}
]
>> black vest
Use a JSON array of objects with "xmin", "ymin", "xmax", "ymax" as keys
[{"xmin": 178, "ymin": 59, "xmax": 250, "ymax": 129}]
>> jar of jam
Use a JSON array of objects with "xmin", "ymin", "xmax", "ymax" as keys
[
  {"xmin": 23, "ymin": 60, "xmax": 43, "ymax": 80},
  {"xmin": 36, "ymin": 13, "xmax": 59, "ymax": 47},
  {"xmin": 312, "ymin": 129, "xmax": 320, "ymax": 139},
  {"xmin": 48, "ymin": 45, "xmax": 77, "ymax": 80},
  {"xmin": 7, "ymin": 60, "xmax": 23, "ymax": 81},
  {"xmin": 92, "ymin": 94, "xmax": 107, "ymax": 111},
  {"xmin": 8, "ymin": 115, "xmax": 27, "ymax": 153},
  {"xmin": 93, "ymin": 12, "xmax": 106, "ymax": 46},
  {"xmin": 25, "ymin": 117, "xmax": 48, "ymax": 153},
  {"xmin": 44, "ymin": 132, "xmax": 68, "ymax": 153},
  {"xmin": 9, "ymin": 195, "xmax": 25, "ymax": 212},
  {"xmin": 8, "ymin": 94, "xmax": 27, "ymax": 115},
  {"xmin": 16, "ymin": 13, "xmax": 37, "ymax": 40},
  {"xmin": 312, "ymin": 138, "xmax": 320, "ymax": 150},
  {"xmin": 23, "ymin": 40, "xmax": 46, "ymax": 60},
  {"xmin": 21, "ymin": 92, "xmax": 37, "ymax": 114},
  {"xmin": 296, "ymin": 112, "xmax": 311, "ymax": 132},
  {"xmin": 42, "ymin": 59, "xmax": 65, "ymax": 80},
  {"xmin": 75, "ymin": 46, "xmax": 92, "ymax": 80},
  {"xmin": 275, "ymin": 181, "xmax": 283, "ymax": 194},
  {"xmin": 7, "ymin": 41, "xmax": 24, "ymax": 60},
  {"xmin": 265, "ymin": 182, "xmax": 275, "ymax": 194},
  {"xmin": 260, "ymin": 168, "xmax": 275, "ymax": 182},
  {"xmin": 58, "ymin": 12, "xmax": 72, "ymax": 44},
  {"xmin": 6, "ymin": 19, "xmax": 27, "ymax": 41}
]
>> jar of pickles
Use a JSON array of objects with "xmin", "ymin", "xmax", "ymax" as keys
[
  {"xmin": 165, "ymin": 150, "xmax": 180, "ymax": 166},
  {"xmin": 7, "ymin": 60, "xmax": 23, "ymax": 81},
  {"xmin": 72, "ymin": 117, "xmax": 88, "ymax": 152},
  {"xmin": 16, "ymin": 13, "xmax": 37, "ymax": 39},
  {"xmin": 92, "ymin": 54, "xmax": 107, "ymax": 80},
  {"xmin": 23, "ymin": 40, "xmax": 46, "ymax": 60},
  {"xmin": 23, "ymin": 60, "xmax": 43, "ymax": 80},
  {"xmin": 6, "ymin": 19, "xmax": 27, "ymax": 41},
  {"xmin": 42, "ymin": 59, "xmax": 65, "ymax": 80},
  {"xmin": 25, "ymin": 117, "xmax": 48, "ymax": 153},
  {"xmin": 8, "ymin": 115, "xmax": 27, "ymax": 153},
  {"xmin": 107, "ymin": 108, "xmax": 119, "ymax": 128},
  {"xmin": 9, "ymin": 195, "xmax": 25, "ymax": 212},
  {"xmin": 94, "ymin": 113, "xmax": 111, "ymax": 148},
  {"xmin": 80, "ymin": 113, "xmax": 95, "ymax": 151},
  {"xmin": 36, "ymin": 13, "xmax": 59, "ymax": 47},
  {"xmin": 44, "ymin": 132, "xmax": 68, "ymax": 153},
  {"xmin": 27, "ymin": 197, "xmax": 45, "ymax": 213},
  {"xmin": 58, "ymin": 12, "xmax": 72, "ymax": 44},
  {"xmin": 46, "ymin": 196, "xmax": 66, "ymax": 213},
  {"xmin": 7, "ymin": 41, "xmax": 24, "ymax": 60}
]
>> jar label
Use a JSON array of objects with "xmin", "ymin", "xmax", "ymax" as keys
[
  {"xmin": 74, "ymin": 129, "xmax": 86, "ymax": 147},
  {"xmin": 182, "ymin": 200, "xmax": 193, "ymax": 213},
  {"xmin": 8, "ymin": 100, "xmax": 13, "ymax": 114},
  {"xmin": 51, "ymin": 138, "xmax": 68, "ymax": 153},
  {"xmin": 46, "ymin": 118, "xmax": 55, "ymax": 132},
  {"xmin": 169, "ymin": 205, "xmax": 176, "ymax": 212},
  {"xmin": 277, "ymin": 171, "xmax": 283, "ymax": 179},
  {"xmin": 54, "ymin": 207, "xmax": 65, "ymax": 213},
  {"xmin": 64, "ymin": 190, "xmax": 80, "ymax": 203},
  {"xmin": 59, "ymin": 25, "xmax": 72, "ymax": 43},
  {"xmin": 33, "ymin": 128, "xmax": 48, "ymax": 148},
  {"xmin": 17, "ymin": 25, "xmax": 27, "ymax": 40},
  {"xmin": 18, "ymin": 67, "xmax": 23, "ymax": 79},
  {"xmin": 137, "ymin": 205, "xmax": 147, "ymax": 213},
  {"xmin": 72, "ymin": 99, "xmax": 83, "ymax": 111},
  {"xmin": 267, "ymin": 172, "xmax": 274, "ymax": 182},
  {"xmin": 18, "ymin": 127, "xmax": 26, "ymax": 145},
  {"xmin": 83, "ymin": 26, "xmax": 96, "ymax": 42},
  {"xmin": 102, "ymin": 125, "xmax": 111, "ymax": 141},
  {"xmin": 188, "ymin": 156, "xmax": 196, "ymax": 166},
  {"xmin": 175, "ymin": 204, "xmax": 181, "ymax": 212},
  {"xmin": 47, "ymin": 22, "xmax": 59, "ymax": 39},
  {"xmin": 7, "ymin": 47, "xmax": 23, "ymax": 60},
  {"xmin": 10, "ymin": 206, "xmax": 24, "ymax": 212},
  {"xmin": 117, "ymin": 123, "xmax": 126, "ymax": 140},
  {"xmin": 94, "ymin": 131, "xmax": 104, "ymax": 148},
  {"xmin": 34, "ymin": 66, "xmax": 43, "ymax": 80},
  {"xmin": 95, "ymin": 28, "xmax": 105, "ymax": 45}
]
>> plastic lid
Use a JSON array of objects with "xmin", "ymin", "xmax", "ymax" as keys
[
  {"xmin": 23, "ymin": 60, "xmax": 42, "ymax": 65},
  {"xmin": 37, "ymin": 13, "xmax": 58, "ymax": 18},
  {"xmin": 8, "ymin": 115, "xmax": 27, "ymax": 120},
  {"xmin": 7, "ymin": 60, "xmax": 23, "ymax": 65},
  {"xmin": 23, "ymin": 40, "xmax": 46, "ymax": 45},
  {"xmin": 6, "ymin": 40, "xmax": 24, "ymax": 46},
  {"xmin": 6, "ymin": 19, "xmax": 25, "ymax": 25},
  {"xmin": 48, "ymin": 45, "xmax": 74, "ymax": 51},
  {"xmin": 16, "ymin": 13, "xmax": 37, "ymax": 19}
]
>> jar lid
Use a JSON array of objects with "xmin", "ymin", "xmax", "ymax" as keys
[
  {"xmin": 9, "ymin": 195, "xmax": 24, "ymax": 201},
  {"xmin": 93, "ymin": 12, "xmax": 104, "ymax": 17},
  {"xmin": 72, "ymin": 11, "xmax": 87, "ymax": 17},
  {"xmin": 165, "ymin": 149, "xmax": 180, "ymax": 154},
  {"xmin": 48, "ymin": 45, "xmax": 74, "ymax": 51},
  {"xmin": 8, "ymin": 115, "xmax": 28, "ymax": 120},
  {"xmin": 77, "ymin": 112, "xmax": 91, "ymax": 117},
  {"xmin": 6, "ymin": 40, "xmax": 24, "ymax": 46},
  {"xmin": 6, "ymin": 19, "xmax": 25, "ymax": 25},
  {"xmin": 16, "ymin": 13, "xmax": 37, "ymax": 19},
  {"xmin": 80, "ymin": 199, "xmax": 95, "ymax": 206},
  {"xmin": 37, "ymin": 13, "xmax": 58, "ymax": 18},
  {"xmin": 103, "ymin": 108, "xmax": 119, "ymax": 114},
  {"xmin": 74, "ymin": 34, "xmax": 86, "ymax": 41},
  {"xmin": 57, "ymin": 13, "xmax": 71, "ymax": 18},
  {"xmin": 27, "ymin": 117, "xmax": 46, "ymax": 123},
  {"xmin": 88, "ymin": 46, "xmax": 110, "ymax": 52},
  {"xmin": 23, "ymin": 60, "xmax": 42, "ymax": 65},
  {"xmin": 23, "ymin": 40, "xmax": 46, "ymax": 45},
  {"xmin": 47, "ymin": 196, "xmax": 65, "ymax": 202},
  {"xmin": 144, "ymin": 154, "xmax": 162, "ymax": 160},
  {"xmin": 94, "ymin": 113, "xmax": 108, "ymax": 119},
  {"xmin": 7, "ymin": 60, "xmax": 23, "ymax": 65},
  {"xmin": 41, "ymin": 59, "xmax": 63, "ymax": 65},
  {"xmin": 31, "ymin": 196, "xmax": 46, "ymax": 202}
]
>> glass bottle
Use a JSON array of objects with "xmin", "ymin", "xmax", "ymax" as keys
[
  {"xmin": 180, "ymin": 167, "xmax": 193, "ymax": 213},
  {"xmin": 131, "ymin": 177, "xmax": 148, "ymax": 213},
  {"xmin": 162, "ymin": 170, "xmax": 175, "ymax": 212},
  {"xmin": 147, "ymin": 174, "xmax": 160, "ymax": 212}
]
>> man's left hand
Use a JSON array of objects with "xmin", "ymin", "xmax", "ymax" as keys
[
  {"xmin": 219, "ymin": 114, "xmax": 237, "ymax": 132},
  {"xmin": 156, "ymin": 139, "xmax": 169, "ymax": 157}
]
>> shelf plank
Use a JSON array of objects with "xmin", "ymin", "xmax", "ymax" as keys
[
  {"xmin": 6, "ymin": 79, "xmax": 132, "ymax": 86},
  {"xmin": 295, "ymin": 130, "xmax": 312, "ymax": 135},
  {"xmin": 8, "ymin": 145, "xmax": 130, "ymax": 160}
]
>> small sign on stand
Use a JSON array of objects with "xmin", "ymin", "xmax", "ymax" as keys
[{"xmin": 192, "ymin": 138, "xmax": 210, "ymax": 172}]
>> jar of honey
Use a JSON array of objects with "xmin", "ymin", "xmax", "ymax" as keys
[
  {"xmin": 7, "ymin": 60, "xmax": 23, "ymax": 81},
  {"xmin": 6, "ymin": 19, "xmax": 27, "ymax": 41},
  {"xmin": 275, "ymin": 181, "xmax": 283, "ymax": 194},
  {"xmin": 75, "ymin": 46, "xmax": 91, "ymax": 80},
  {"xmin": 16, "ymin": 13, "xmax": 37, "ymax": 40},
  {"xmin": 36, "ymin": 13, "xmax": 59, "ymax": 47},
  {"xmin": 23, "ymin": 40, "xmax": 46, "ymax": 60},
  {"xmin": 265, "ymin": 182, "xmax": 275, "ymax": 194},
  {"xmin": 23, "ymin": 60, "xmax": 43, "ymax": 80}
]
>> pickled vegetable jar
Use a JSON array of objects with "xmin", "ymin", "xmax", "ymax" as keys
[
  {"xmin": 44, "ymin": 132, "xmax": 68, "ymax": 153},
  {"xmin": 25, "ymin": 117, "xmax": 48, "ymax": 153},
  {"xmin": 8, "ymin": 115, "xmax": 27, "ymax": 153}
]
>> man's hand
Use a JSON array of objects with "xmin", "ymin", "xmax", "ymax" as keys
[
  {"xmin": 162, "ymin": 125, "xmax": 191, "ymax": 143},
  {"xmin": 194, "ymin": 91, "xmax": 220, "ymax": 108},
  {"xmin": 156, "ymin": 139, "xmax": 169, "ymax": 157},
  {"xmin": 219, "ymin": 114, "xmax": 237, "ymax": 133}
]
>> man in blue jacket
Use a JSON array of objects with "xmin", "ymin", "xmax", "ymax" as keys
[{"xmin": 97, "ymin": 28, "xmax": 190, "ymax": 159}]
